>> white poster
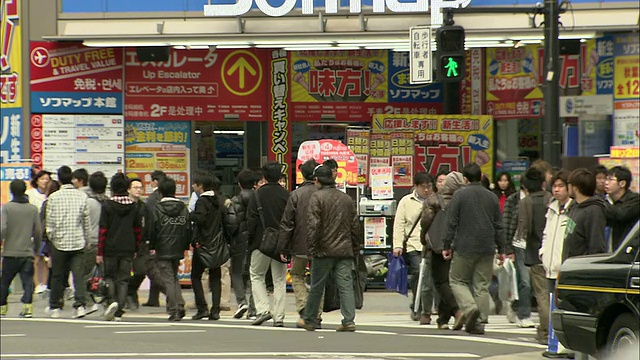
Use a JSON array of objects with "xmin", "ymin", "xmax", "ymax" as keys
[
  {"xmin": 370, "ymin": 166, "xmax": 393, "ymax": 200},
  {"xmin": 614, "ymin": 100, "xmax": 640, "ymax": 146}
]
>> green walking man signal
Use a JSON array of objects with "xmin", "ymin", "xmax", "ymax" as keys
[{"xmin": 445, "ymin": 57, "xmax": 459, "ymax": 77}]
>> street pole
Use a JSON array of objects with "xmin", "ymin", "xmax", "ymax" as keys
[{"xmin": 542, "ymin": 0, "xmax": 562, "ymax": 167}]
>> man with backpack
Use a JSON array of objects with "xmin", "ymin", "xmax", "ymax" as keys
[{"xmin": 420, "ymin": 171, "xmax": 466, "ymax": 330}]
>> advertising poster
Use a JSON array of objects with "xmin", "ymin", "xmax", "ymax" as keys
[
  {"xmin": 30, "ymin": 42, "xmax": 123, "ymax": 114},
  {"xmin": 387, "ymin": 51, "xmax": 442, "ymax": 113},
  {"xmin": 0, "ymin": 108, "xmax": 22, "ymax": 163},
  {"xmin": 346, "ymin": 128, "xmax": 370, "ymax": 185},
  {"xmin": 370, "ymin": 166, "xmax": 393, "ymax": 199},
  {"xmin": 124, "ymin": 121, "xmax": 191, "ymax": 198},
  {"xmin": 364, "ymin": 217, "xmax": 387, "ymax": 249},
  {"xmin": 30, "ymin": 114, "xmax": 125, "ymax": 177},
  {"xmin": 267, "ymin": 49, "xmax": 292, "ymax": 188},
  {"xmin": 373, "ymin": 115, "xmax": 494, "ymax": 179},
  {"xmin": 392, "ymin": 155, "xmax": 413, "ymax": 187},
  {"xmin": 613, "ymin": 101, "xmax": 640, "ymax": 146},
  {"xmin": 0, "ymin": 162, "xmax": 30, "ymax": 204},
  {"xmin": 486, "ymin": 46, "xmax": 544, "ymax": 119},
  {"xmin": 460, "ymin": 49, "xmax": 484, "ymax": 115},
  {"xmin": 580, "ymin": 35, "xmax": 615, "ymax": 96},
  {"xmin": 369, "ymin": 133, "xmax": 391, "ymax": 171},
  {"xmin": 613, "ymin": 33, "xmax": 639, "ymax": 101},
  {"xmin": 1, "ymin": 0, "xmax": 21, "ymax": 109},
  {"xmin": 125, "ymin": 48, "xmax": 267, "ymax": 121},
  {"xmin": 295, "ymin": 139, "xmax": 358, "ymax": 186}
]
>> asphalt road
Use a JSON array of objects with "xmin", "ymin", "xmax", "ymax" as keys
[{"xmin": 1, "ymin": 290, "xmax": 547, "ymax": 359}]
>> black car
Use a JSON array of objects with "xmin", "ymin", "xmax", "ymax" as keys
[{"xmin": 552, "ymin": 221, "xmax": 639, "ymax": 358}]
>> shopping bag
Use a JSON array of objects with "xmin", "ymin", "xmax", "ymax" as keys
[
  {"xmin": 323, "ymin": 276, "xmax": 341, "ymax": 312},
  {"xmin": 497, "ymin": 258, "xmax": 519, "ymax": 302},
  {"xmin": 354, "ymin": 255, "xmax": 367, "ymax": 309},
  {"xmin": 385, "ymin": 253, "xmax": 408, "ymax": 296}
]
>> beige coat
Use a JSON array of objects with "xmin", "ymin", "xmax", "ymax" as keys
[{"xmin": 393, "ymin": 191, "xmax": 424, "ymax": 253}]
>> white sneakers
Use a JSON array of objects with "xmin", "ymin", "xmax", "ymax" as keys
[
  {"xmin": 49, "ymin": 308, "xmax": 61, "ymax": 318},
  {"xmin": 506, "ymin": 306, "xmax": 518, "ymax": 324},
  {"xmin": 104, "ymin": 302, "xmax": 119, "ymax": 321},
  {"xmin": 34, "ymin": 284, "xmax": 48, "ymax": 294},
  {"xmin": 72, "ymin": 306, "xmax": 87, "ymax": 319},
  {"xmin": 516, "ymin": 317, "xmax": 536, "ymax": 328},
  {"xmin": 86, "ymin": 303, "xmax": 100, "ymax": 316}
]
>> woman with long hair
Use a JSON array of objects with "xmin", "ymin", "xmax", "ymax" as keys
[
  {"xmin": 493, "ymin": 172, "xmax": 516, "ymax": 213},
  {"xmin": 27, "ymin": 171, "xmax": 52, "ymax": 294}
]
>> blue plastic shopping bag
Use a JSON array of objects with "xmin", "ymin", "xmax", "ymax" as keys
[{"xmin": 385, "ymin": 253, "xmax": 408, "ymax": 296}]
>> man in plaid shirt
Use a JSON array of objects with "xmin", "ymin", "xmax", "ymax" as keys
[{"xmin": 45, "ymin": 166, "xmax": 92, "ymax": 319}]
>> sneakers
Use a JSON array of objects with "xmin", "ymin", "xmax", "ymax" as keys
[
  {"xmin": 0, "ymin": 304, "xmax": 7, "ymax": 317},
  {"xmin": 247, "ymin": 312, "xmax": 257, "ymax": 320},
  {"xmin": 506, "ymin": 306, "xmax": 518, "ymax": 324},
  {"xmin": 251, "ymin": 312, "xmax": 272, "ymax": 326},
  {"xmin": 516, "ymin": 317, "xmax": 536, "ymax": 328},
  {"xmin": 234, "ymin": 303, "xmax": 249, "ymax": 319},
  {"xmin": 336, "ymin": 323, "xmax": 356, "ymax": 332},
  {"xmin": 50, "ymin": 308, "xmax": 61, "ymax": 318},
  {"xmin": 437, "ymin": 323, "xmax": 450, "ymax": 330},
  {"xmin": 86, "ymin": 303, "xmax": 100, "ymax": 316},
  {"xmin": 35, "ymin": 284, "xmax": 48, "ymax": 294},
  {"xmin": 72, "ymin": 306, "xmax": 87, "ymax": 319},
  {"xmin": 104, "ymin": 302, "xmax": 119, "ymax": 321},
  {"xmin": 19, "ymin": 304, "xmax": 33, "ymax": 318}
]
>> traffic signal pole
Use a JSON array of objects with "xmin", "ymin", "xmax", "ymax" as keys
[
  {"xmin": 542, "ymin": 0, "xmax": 562, "ymax": 167},
  {"xmin": 442, "ymin": 13, "xmax": 460, "ymax": 115}
]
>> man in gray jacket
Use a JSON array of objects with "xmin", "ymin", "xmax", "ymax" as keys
[
  {"xmin": 83, "ymin": 171, "xmax": 109, "ymax": 315},
  {"xmin": 1, "ymin": 180, "xmax": 43, "ymax": 318},
  {"xmin": 442, "ymin": 163, "xmax": 507, "ymax": 335}
]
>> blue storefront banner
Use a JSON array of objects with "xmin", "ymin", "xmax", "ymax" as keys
[
  {"xmin": 0, "ymin": 107, "xmax": 23, "ymax": 163},
  {"xmin": 31, "ymin": 91, "xmax": 123, "ymax": 114},
  {"xmin": 62, "ymin": 0, "xmax": 623, "ymax": 13},
  {"xmin": 388, "ymin": 51, "xmax": 442, "ymax": 104},
  {"xmin": 594, "ymin": 35, "xmax": 615, "ymax": 95}
]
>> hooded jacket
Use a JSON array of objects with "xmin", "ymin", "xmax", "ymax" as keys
[
  {"xmin": 98, "ymin": 195, "xmax": 143, "ymax": 258},
  {"xmin": 540, "ymin": 198, "xmax": 573, "ymax": 279},
  {"xmin": 307, "ymin": 185, "xmax": 360, "ymax": 258},
  {"xmin": 230, "ymin": 188, "xmax": 254, "ymax": 254},
  {"xmin": 279, "ymin": 181, "xmax": 317, "ymax": 256},
  {"xmin": 192, "ymin": 191, "xmax": 237, "ymax": 250},
  {"xmin": 605, "ymin": 190, "xmax": 640, "ymax": 251},
  {"xmin": 148, "ymin": 197, "xmax": 191, "ymax": 260},
  {"xmin": 420, "ymin": 172, "xmax": 465, "ymax": 251},
  {"xmin": 562, "ymin": 196, "xmax": 607, "ymax": 261},
  {"xmin": 86, "ymin": 191, "xmax": 109, "ymax": 247}
]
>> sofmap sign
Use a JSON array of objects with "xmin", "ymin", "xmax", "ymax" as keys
[{"xmin": 204, "ymin": 0, "xmax": 472, "ymax": 26}]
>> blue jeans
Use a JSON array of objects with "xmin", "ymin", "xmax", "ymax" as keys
[
  {"xmin": 406, "ymin": 251, "xmax": 434, "ymax": 315},
  {"xmin": 1, "ymin": 257, "xmax": 35, "ymax": 305},
  {"xmin": 304, "ymin": 257, "xmax": 356, "ymax": 326},
  {"xmin": 512, "ymin": 247, "xmax": 531, "ymax": 319}
]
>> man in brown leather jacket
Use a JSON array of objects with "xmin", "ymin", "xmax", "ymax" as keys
[{"xmin": 301, "ymin": 165, "xmax": 360, "ymax": 332}]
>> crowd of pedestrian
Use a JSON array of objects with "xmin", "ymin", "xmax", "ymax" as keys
[{"xmin": 394, "ymin": 161, "xmax": 639, "ymax": 344}]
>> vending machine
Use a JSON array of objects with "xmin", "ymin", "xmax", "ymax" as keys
[{"xmin": 359, "ymin": 198, "xmax": 397, "ymax": 288}]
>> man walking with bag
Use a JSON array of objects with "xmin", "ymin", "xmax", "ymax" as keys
[
  {"xmin": 301, "ymin": 165, "xmax": 360, "ymax": 332},
  {"xmin": 392, "ymin": 172, "xmax": 435, "ymax": 324},
  {"xmin": 246, "ymin": 163, "xmax": 290, "ymax": 326}
]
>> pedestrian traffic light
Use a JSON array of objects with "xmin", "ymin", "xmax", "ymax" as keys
[{"xmin": 436, "ymin": 25, "xmax": 466, "ymax": 82}]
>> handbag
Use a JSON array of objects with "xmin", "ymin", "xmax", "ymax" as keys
[
  {"xmin": 254, "ymin": 192, "xmax": 288, "ymax": 263},
  {"xmin": 194, "ymin": 230, "xmax": 230, "ymax": 269},
  {"xmin": 385, "ymin": 253, "xmax": 409, "ymax": 296}
]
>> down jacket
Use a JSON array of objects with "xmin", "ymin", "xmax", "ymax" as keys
[
  {"xmin": 306, "ymin": 185, "xmax": 360, "ymax": 258},
  {"xmin": 148, "ymin": 197, "xmax": 191, "ymax": 260}
]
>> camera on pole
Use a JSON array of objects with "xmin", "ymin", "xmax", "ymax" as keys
[{"xmin": 436, "ymin": 25, "xmax": 466, "ymax": 82}]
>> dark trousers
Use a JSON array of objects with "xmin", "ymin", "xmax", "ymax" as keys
[
  {"xmin": 230, "ymin": 251, "xmax": 246, "ymax": 306},
  {"xmin": 512, "ymin": 247, "xmax": 532, "ymax": 319},
  {"xmin": 82, "ymin": 244, "xmax": 98, "ymax": 305},
  {"xmin": 127, "ymin": 251, "xmax": 165, "ymax": 303},
  {"xmin": 104, "ymin": 256, "xmax": 133, "ymax": 316},
  {"xmin": 406, "ymin": 251, "xmax": 434, "ymax": 315},
  {"xmin": 1, "ymin": 257, "xmax": 34, "ymax": 305},
  {"xmin": 431, "ymin": 251, "xmax": 459, "ymax": 325},
  {"xmin": 191, "ymin": 256, "xmax": 222, "ymax": 312},
  {"xmin": 156, "ymin": 259, "xmax": 185, "ymax": 315},
  {"xmin": 50, "ymin": 247, "xmax": 86, "ymax": 309}
]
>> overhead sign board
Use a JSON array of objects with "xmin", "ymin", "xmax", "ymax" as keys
[
  {"xmin": 204, "ymin": 0, "xmax": 472, "ymax": 26},
  {"xmin": 410, "ymin": 26, "xmax": 433, "ymax": 84},
  {"xmin": 559, "ymin": 94, "xmax": 614, "ymax": 117}
]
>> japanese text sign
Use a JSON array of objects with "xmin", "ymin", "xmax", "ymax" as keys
[
  {"xmin": 295, "ymin": 139, "xmax": 358, "ymax": 186},
  {"xmin": 30, "ymin": 42, "xmax": 123, "ymax": 114},
  {"xmin": 1, "ymin": 0, "xmax": 21, "ymax": 109},
  {"xmin": 0, "ymin": 108, "xmax": 22, "ymax": 163},
  {"xmin": 486, "ymin": 46, "xmax": 544, "ymax": 119},
  {"xmin": 125, "ymin": 48, "xmax": 268, "ymax": 121},
  {"xmin": 0, "ymin": 162, "xmax": 31, "ymax": 204},
  {"xmin": 613, "ymin": 33, "xmax": 640, "ymax": 100},
  {"xmin": 580, "ymin": 35, "xmax": 615, "ymax": 96},
  {"xmin": 388, "ymin": 51, "xmax": 443, "ymax": 106},
  {"xmin": 410, "ymin": 26, "xmax": 433, "ymax": 84},
  {"xmin": 268, "ymin": 49, "xmax": 292, "ymax": 188},
  {"xmin": 373, "ymin": 114, "xmax": 494, "ymax": 180},
  {"xmin": 346, "ymin": 129, "xmax": 370, "ymax": 185}
]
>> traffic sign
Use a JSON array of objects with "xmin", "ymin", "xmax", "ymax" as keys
[
  {"xmin": 409, "ymin": 26, "xmax": 433, "ymax": 84},
  {"xmin": 221, "ymin": 50, "xmax": 263, "ymax": 96}
]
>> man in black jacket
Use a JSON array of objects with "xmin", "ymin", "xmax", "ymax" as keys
[
  {"xmin": 97, "ymin": 173, "xmax": 143, "ymax": 321},
  {"xmin": 279, "ymin": 158, "xmax": 319, "ymax": 328},
  {"xmin": 142, "ymin": 170, "xmax": 166, "ymax": 307},
  {"xmin": 442, "ymin": 163, "xmax": 507, "ymax": 335},
  {"xmin": 604, "ymin": 166, "xmax": 640, "ymax": 252},
  {"xmin": 301, "ymin": 165, "xmax": 360, "ymax": 332},
  {"xmin": 148, "ymin": 178, "xmax": 191, "ymax": 321},
  {"xmin": 190, "ymin": 172, "xmax": 237, "ymax": 321},
  {"xmin": 229, "ymin": 169, "xmax": 258, "ymax": 319},
  {"xmin": 246, "ymin": 162, "xmax": 290, "ymax": 326}
]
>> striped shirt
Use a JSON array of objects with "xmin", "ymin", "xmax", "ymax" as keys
[{"xmin": 45, "ymin": 184, "xmax": 90, "ymax": 251}]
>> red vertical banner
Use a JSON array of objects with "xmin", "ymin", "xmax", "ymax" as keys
[{"xmin": 267, "ymin": 49, "xmax": 292, "ymax": 188}]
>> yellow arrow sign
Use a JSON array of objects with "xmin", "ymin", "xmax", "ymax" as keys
[{"xmin": 226, "ymin": 57, "xmax": 257, "ymax": 89}]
